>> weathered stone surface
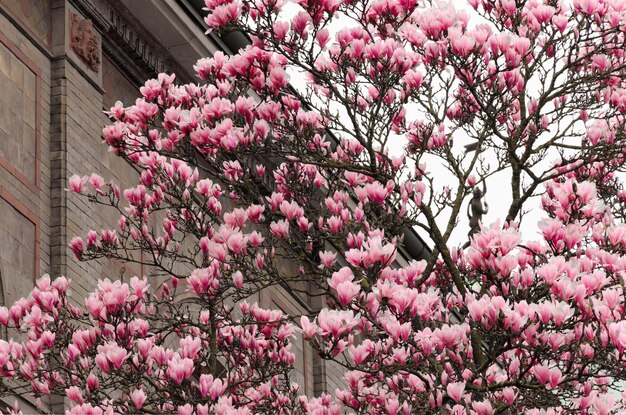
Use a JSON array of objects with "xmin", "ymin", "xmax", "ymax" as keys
[
  {"xmin": 0, "ymin": 41, "xmax": 37, "ymax": 184},
  {"xmin": 0, "ymin": 196, "xmax": 36, "ymax": 302},
  {"xmin": 0, "ymin": 0, "xmax": 51, "ymax": 46},
  {"xmin": 102, "ymin": 56, "xmax": 139, "ymax": 110}
]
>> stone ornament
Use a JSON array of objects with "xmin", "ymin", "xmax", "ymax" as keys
[
  {"xmin": 463, "ymin": 182, "xmax": 488, "ymax": 249},
  {"xmin": 69, "ymin": 12, "xmax": 100, "ymax": 73}
]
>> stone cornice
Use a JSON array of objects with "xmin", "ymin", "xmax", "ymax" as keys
[{"xmin": 69, "ymin": 0, "xmax": 193, "ymax": 85}]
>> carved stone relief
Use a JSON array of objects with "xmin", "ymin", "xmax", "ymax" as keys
[{"xmin": 69, "ymin": 11, "xmax": 100, "ymax": 73}]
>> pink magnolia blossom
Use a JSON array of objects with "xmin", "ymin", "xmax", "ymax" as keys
[
  {"xmin": 130, "ymin": 389, "xmax": 146, "ymax": 409},
  {"xmin": 446, "ymin": 382, "xmax": 465, "ymax": 403},
  {"xmin": 67, "ymin": 174, "xmax": 87, "ymax": 193},
  {"xmin": 167, "ymin": 356, "xmax": 194, "ymax": 384},
  {"xmin": 198, "ymin": 374, "xmax": 227, "ymax": 400}
]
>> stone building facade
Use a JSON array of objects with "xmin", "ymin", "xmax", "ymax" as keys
[{"xmin": 0, "ymin": 0, "xmax": 429, "ymax": 411}]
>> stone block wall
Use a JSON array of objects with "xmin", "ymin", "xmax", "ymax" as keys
[{"xmin": 0, "ymin": 7, "xmax": 51, "ymax": 306}]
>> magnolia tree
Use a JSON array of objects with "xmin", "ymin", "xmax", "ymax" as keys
[{"xmin": 2, "ymin": 0, "xmax": 626, "ymax": 413}]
